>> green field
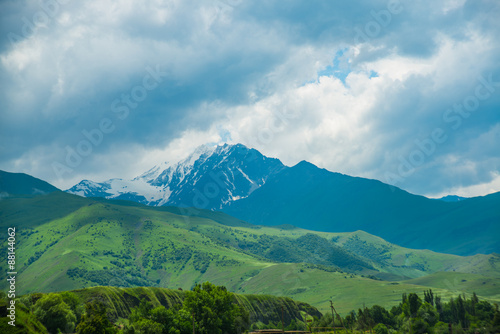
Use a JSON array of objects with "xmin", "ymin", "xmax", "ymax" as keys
[{"xmin": 1, "ymin": 191, "xmax": 499, "ymax": 315}]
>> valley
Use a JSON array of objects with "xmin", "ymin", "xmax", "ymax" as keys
[{"xmin": 1, "ymin": 189, "xmax": 499, "ymax": 315}]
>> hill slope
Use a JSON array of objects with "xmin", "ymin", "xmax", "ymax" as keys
[
  {"xmin": 1, "ymin": 191, "xmax": 499, "ymax": 314},
  {"xmin": 40, "ymin": 286, "xmax": 322, "ymax": 326}
]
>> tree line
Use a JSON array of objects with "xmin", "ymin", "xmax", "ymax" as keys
[
  {"xmin": 1, "ymin": 285, "xmax": 499, "ymax": 334},
  {"xmin": 311, "ymin": 290, "xmax": 500, "ymax": 334}
]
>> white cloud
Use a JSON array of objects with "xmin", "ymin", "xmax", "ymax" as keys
[
  {"xmin": 430, "ymin": 172, "xmax": 500, "ymax": 198},
  {"xmin": 0, "ymin": 0, "xmax": 499, "ymax": 197}
]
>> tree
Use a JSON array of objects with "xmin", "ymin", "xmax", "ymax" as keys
[
  {"xmin": 411, "ymin": 317, "xmax": 428, "ymax": 334},
  {"xmin": 476, "ymin": 300, "xmax": 495, "ymax": 323},
  {"xmin": 435, "ymin": 295, "xmax": 443, "ymax": 317},
  {"xmin": 418, "ymin": 302, "xmax": 439, "ymax": 327},
  {"xmin": 492, "ymin": 304, "xmax": 500, "ymax": 333},
  {"xmin": 456, "ymin": 295, "xmax": 467, "ymax": 327},
  {"xmin": 132, "ymin": 319, "xmax": 163, "ymax": 334},
  {"xmin": 369, "ymin": 305, "xmax": 393, "ymax": 327},
  {"xmin": 75, "ymin": 300, "xmax": 118, "ymax": 334},
  {"xmin": 129, "ymin": 299, "xmax": 154, "ymax": 324},
  {"xmin": 373, "ymin": 323, "xmax": 389, "ymax": 334},
  {"xmin": 60, "ymin": 291, "xmax": 84, "ymax": 323},
  {"xmin": 183, "ymin": 282, "xmax": 248, "ymax": 334},
  {"xmin": 33, "ymin": 293, "xmax": 76, "ymax": 334},
  {"xmin": 357, "ymin": 307, "xmax": 374, "ymax": 331},
  {"xmin": 125, "ymin": 300, "xmax": 172, "ymax": 334},
  {"xmin": 345, "ymin": 310, "xmax": 357, "ymax": 330},
  {"xmin": 471, "ymin": 292, "xmax": 479, "ymax": 316},
  {"xmin": 424, "ymin": 289, "xmax": 434, "ymax": 307},
  {"xmin": 407, "ymin": 293, "xmax": 422, "ymax": 318},
  {"xmin": 168, "ymin": 307, "xmax": 195, "ymax": 334}
]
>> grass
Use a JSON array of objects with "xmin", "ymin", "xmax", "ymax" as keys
[
  {"xmin": 1, "ymin": 192, "xmax": 499, "ymax": 315},
  {"xmin": 236, "ymin": 263, "xmax": 500, "ymax": 314}
]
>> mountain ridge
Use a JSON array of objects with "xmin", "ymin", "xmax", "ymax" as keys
[
  {"xmin": 224, "ymin": 158, "xmax": 500, "ymax": 255},
  {"xmin": 5, "ymin": 143, "xmax": 500, "ymax": 255},
  {"xmin": 0, "ymin": 170, "xmax": 60, "ymax": 197},
  {"xmin": 67, "ymin": 143, "xmax": 285, "ymax": 208}
]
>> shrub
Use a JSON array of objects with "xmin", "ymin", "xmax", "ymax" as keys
[
  {"xmin": 33, "ymin": 294, "xmax": 76, "ymax": 334},
  {"xmin": 373, "ymin": 323, "xmax": 389, "ymax": 334}
]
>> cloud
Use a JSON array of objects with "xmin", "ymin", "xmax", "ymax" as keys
[{"xmin": 0, "ymin": 0, "xmax": 499, "ymax": 197}]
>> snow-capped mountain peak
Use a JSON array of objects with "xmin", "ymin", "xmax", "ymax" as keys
[
  {"xmin": 67, "ymin": 143, "xmax": 285, "ymax": 210},
  {"xmin": 135, "ymin": 161, "xmax": 172, "ymax": 182},
  {"xmin": 135, "ymin": 144, "xmax": 218, "ymax": 183}
]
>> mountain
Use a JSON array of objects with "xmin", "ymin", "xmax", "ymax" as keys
[
  {"xmin": 1, "ymin": 190, "xmax": 499, "ymax": 314},
  {"xmin": 66, "ymin": 143, "xmax": 500, "ymax": 255},
  {"xmin": 438, "ymin": 195, "xmax": 469, "ymax": 202},
  {"xmin": 223, "ymin": 160, "xmax": 500, "ymax": 255},
  {"xmin": 0, "ymin": 170, "xmax": 59, "ymax": 197},
  {"xmin": 67, "ymin": 143, "xmax": 285, "ymax": 209}
]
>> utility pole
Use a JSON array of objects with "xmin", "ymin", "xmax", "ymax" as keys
[
  {"xmin": 330, "ymin": 300, "xmax": 347, "ymax": 334},
  {"xmin": 330, "ymin": 300, "xmax": 336, "ymax": 334},
  {"xmin": 281, "ymin": 305, "xmax": 285, "ymax": 333}
]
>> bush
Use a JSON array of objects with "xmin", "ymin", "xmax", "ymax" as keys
[
  {"xmin": 373, "ymin": 323, "xmax": 389, "ymax": 334},
  {"xmin": 184, "ymin": 282, "xmax": 248, "ymax": 334},
  {"xmin": 75, "ymin": 300, "xmax": 117, "ymax": 334},
  {"xmin": 33, "ymin": 294, "xmax": 76, "ymax": 334},
  {"xmin": 132, "ymin": 319, "xmax": 163, "ymax": 334},
  {"xmin": 411, "ymin": 317, "xmax": 428, "ymax": 334}
]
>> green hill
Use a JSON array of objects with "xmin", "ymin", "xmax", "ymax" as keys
[
  {"xmin": 33, "ymin": 286, "xmax": 321, "ymax": 326},
  {"xmin": 1, "ymin": 192, "xmax": 499, "ymax": 314},
  {"xmin": 2, "ymin": 285, "xmax": 321, "ymax": 332}
]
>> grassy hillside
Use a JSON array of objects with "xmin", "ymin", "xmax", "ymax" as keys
[
  {"xmin": 1, "ymin": 192, "xmax": 499, "ymax": 315},
  {"xmin": 404, "ymin": 272, "xmax": 500, "ymax": 300},
  {"xmin": 234, "ymin": 263, "xmax": 500, "ymax": 314}
]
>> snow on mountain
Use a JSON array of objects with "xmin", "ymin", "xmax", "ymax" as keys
[
  {"xmin": 135, "ymin": 144, "xmax": 217, "ymax": 183},
  {"xmin": 67, "ymin": 178, "xmax": 170, "ymax": 205},
  {"xmin": 67, "ymin": 179, "xmax": 111, "ymax": 197},
  {"xmin": 66, "ymin": 143, "xmax": 285, "ymax": 210},
  {"xmin": 146, "ymin": 144, "xmax": 218, "ymax": 188}
]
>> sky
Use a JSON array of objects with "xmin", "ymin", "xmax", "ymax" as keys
[{"xmin": 1, "ymin": 0, "xmax": 499, "ymax": 198}]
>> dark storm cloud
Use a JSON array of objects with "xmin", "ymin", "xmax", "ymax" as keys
[{"xmin": 0, "ymin": 0, "xmax": 499, "ymax": 196}]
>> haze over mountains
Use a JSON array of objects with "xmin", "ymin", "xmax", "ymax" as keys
[{"xmin": 65, "ymin": 143, "xmax": 500, "ymax": 256}]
